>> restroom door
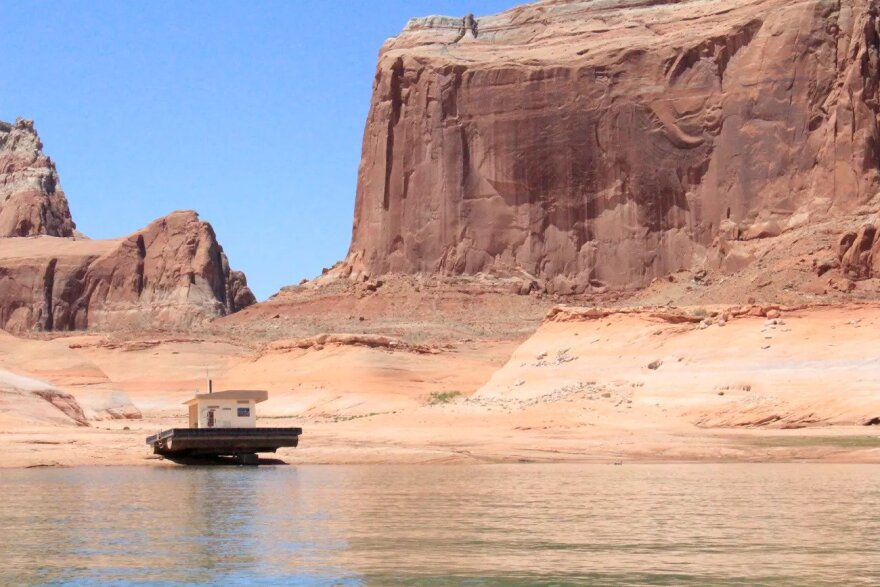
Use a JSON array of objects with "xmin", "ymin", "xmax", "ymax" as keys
[
  {"xmin": 220, "ymin": 407, "xmax": 233, "ymax": 428},
  {"xmin": 206, "ymin": 409, "xmax": 216, "ymax": 428}
]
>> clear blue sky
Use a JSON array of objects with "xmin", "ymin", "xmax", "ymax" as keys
[{"xmin": 1, "ymin": 1, "xmax": 517, "ymax": 300}]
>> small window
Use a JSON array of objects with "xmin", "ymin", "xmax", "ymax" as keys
[{"xmin": 237, "ymin": 407, "xmax": 251, "ymax": 417}]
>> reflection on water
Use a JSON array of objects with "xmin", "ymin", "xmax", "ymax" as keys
[{"xmin": 2, "ymin": 464, "xmax": 880, "ymax": 585}]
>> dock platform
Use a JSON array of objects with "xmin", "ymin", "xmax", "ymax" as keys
[{"xmin": 146, "ymin": 427, "xmax": 302, "ymax": 464}]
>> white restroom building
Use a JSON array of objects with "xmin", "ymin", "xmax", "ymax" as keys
[{"xmin": 185, "ymin": 389, "xmax": 268, "ymax": 429}]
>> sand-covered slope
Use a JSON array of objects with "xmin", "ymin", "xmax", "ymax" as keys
[
  {"xmin": 0, "ymin": 326, "xmax": 518, "ymax": 466},
  {"xmin": 0, "ymin": 368, "xmax": 89, "ymax": 428},
  {"xmin": 2, "ymin": 303, "xmax": 880, "ymax": 467},
  {"xmin": 219, "ymin": 273, "xmax": 555, "ymax": 344},
  {"xmin": 477, "ymin": 304, "xmax": 880, "ymax": 429}
]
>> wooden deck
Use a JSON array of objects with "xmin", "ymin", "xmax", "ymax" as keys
[{"xmin": 146, "ymin": 427, "xmax": 302, "ymax": 461}]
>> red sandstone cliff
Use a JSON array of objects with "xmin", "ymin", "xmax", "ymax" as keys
[
  {"xmin": 80, "ymin": 210, "xmax": 255, "ymax": 330},
  {"xmin": 0, "ymin": 118, "xmax": 254, "ymax": 332},
  {"xmin": 0, "ymin": 210, "xmax": 255, "ymax": 332},
  {"xmin": 0, "ymin": 118, "xmax": 75, "ymax": 238},
  {"xmin": 345, "ymin": 0, "xmax": 880, "ymax": 293}
]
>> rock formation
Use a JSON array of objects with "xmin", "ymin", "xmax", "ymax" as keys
[
  {"xmin": 345, "ymin": 0, "xmax": 880, "ymax": 293},
  {"xmin": 81, "ymin": 210, "xmax": 255, "ymax": 329},
  {"xmin": 0, "ymin": 368, "xmax": 89, "ymax": 426},
  {"xmin": 0, "ymin": 210, "xmax": 255, "ymax": 331},
  {"xmin": 0, "ymin": 115, "xmax": 255, "ymax": 332},
  {"xmin": 0, "ymin": 118, "xmax": 75, "ymax": 237},
  {"xmin": 839, "ymin": 224, "xmax": 880, "ymax": 278}
]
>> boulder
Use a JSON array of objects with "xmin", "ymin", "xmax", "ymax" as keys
[
  {"xmin": 0, "ymin": 210, "xmax": 255, "ymax": 331},
  {"xmin": 839, "ymin": 224, "xmax": 880, "ymax": 279}
]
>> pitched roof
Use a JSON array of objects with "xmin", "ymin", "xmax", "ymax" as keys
[{"xmin": 183, "ymin": 389, "xmax": 268, "ymax": 405}]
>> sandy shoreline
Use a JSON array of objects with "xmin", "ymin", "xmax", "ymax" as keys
[
  {"xmin": 4, "ymin": 417, "xmax": 880, "ymax": 469},
  {"xmin": 3, "ymin": 303, "xmax": 880, "ymax": 469}
]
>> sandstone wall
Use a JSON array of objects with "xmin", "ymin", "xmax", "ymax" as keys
[
  {"xmin": 0, "ymin": 117, "xmax": 255, "ymax": 332},
  {"xmin": 346, "ymin": 0, "xmax": 880, "ymax": 293},
  {"xmin": 0, "ymin": 211, "xmax": 255, "ymax": 332}
]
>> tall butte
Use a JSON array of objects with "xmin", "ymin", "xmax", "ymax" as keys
[
  {"xmin": 0, "ymin": 118, "xmax": 255, "ymax": 331},
  {"xmin": 344, "ymin": 0, "xmax": 880, "ymax": 294}
]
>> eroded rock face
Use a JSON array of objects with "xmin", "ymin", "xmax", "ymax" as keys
[
  {"xmin": 0, "ymin": 119, "xmax": 75, "ymax": 238},
  {"xmin": 346, "ymin": 0, "xmax": 880, "ymax": 293},
  {"xmin": 839, "ymin": 224, "xmax": 880, "ymax": 278},
  {"xmin": 0, "ymin": 210, "xmax": 256, "ymax": 331},
  {"xmin": 82, "ymin": 210, "xmax": 256, "ymax": 329},
  {"xmin": 0, "ymin": 118, "xmax": 254, "ymax": 332}
]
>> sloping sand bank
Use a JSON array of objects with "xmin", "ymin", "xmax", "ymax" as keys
[{"xmin": 1, "ymin": 305, "xmax": 879, "ymax": 467}]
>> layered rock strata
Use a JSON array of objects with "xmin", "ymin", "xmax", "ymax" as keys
[
  {"xmin": 0, "ymin": 210, "xmax": 255, "ymax": 331},
  {"xmin": 0, "ymin": 117, "xmax": 254, "ymax": 332},
  {"xmin": 0, "ymin": 118, "xmax": 75, "ymax": 237},
  {"xmin": 346, "ymin": 0, "xmax": 880, "ymax": 293}
]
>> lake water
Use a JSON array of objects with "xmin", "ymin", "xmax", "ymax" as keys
[{"xmin": 2, "ymin": 464, "xmax": 880, "ymax": 586}]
